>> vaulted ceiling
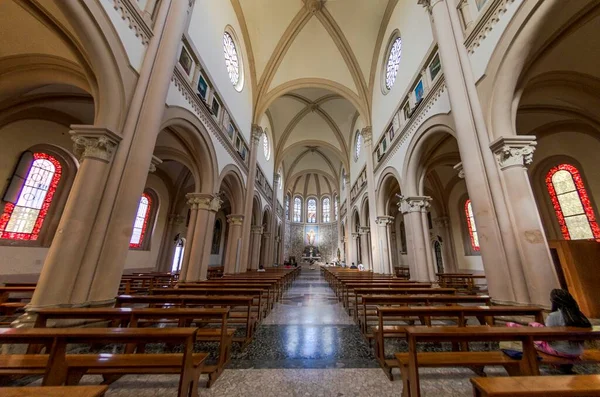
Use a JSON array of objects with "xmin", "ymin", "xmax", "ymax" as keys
[{"xmin": 232, "ymin": 0, "xmax": 398, "ymax": 193}]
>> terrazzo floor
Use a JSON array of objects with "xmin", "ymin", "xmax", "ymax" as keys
[{"xmin": 16, "ymin": 266, "xmax": 600, "ymax": 396}]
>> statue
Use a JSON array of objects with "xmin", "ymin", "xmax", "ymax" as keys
[{"xmin": 307, "ymin": 229, "xmax": 316, "ymax": 246}]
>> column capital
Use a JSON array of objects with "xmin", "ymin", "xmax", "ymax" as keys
[
  {"xmin": 359, "ymin": 226, "xmax": 370, "ymax": 234},
  {"xmin": 417, "ymin": 0, "xmax": 443, "ymax": 13},
  {"xmin": 398, "ymin": 195, "xmax": 432, "ymax": 214},
  {"xmin": 376, "ymin": 216, "xmax": 395, "ymax": 226},
  {"xmin": 490, "ymin": 136, "xmax": 537, "ymax": 170},
  {"xmin": 251, "ymin": 225, "xmax": 264, "ymax": 234},
  {"xmin": 227, "ymin": 214, "xmax": 244, "ymax": 226},
  {"xmin": 351, "ymin": 232, "xmax": 360, "ymax": 239},
  {"xmin": 273, "ymin": 173, "xmax": 281, "ymax": 186},
  {"xmin": 185, "ymin": 192, "xmax": 222, "ymax": 212},
  {"xmin": 251, "ymin": 124, "xmax": 263, "ymax": 144},
  {"xmin": 149, "ymin": 155, "xmax": 163, "ymax": 173},
  {"xmin": 262, "ymin": 232, "xmax": 271, "ymax": 238},
  {"xmin": 361, "ymin": 126, "xmax": 373, "ymax": 146},
  {"xmin": 70, "ymin": 125, "xmax": 121, "ymax": 162},
  {"xmin": 453, "ymin": 162, "xmax": 465, "ymax": 179}
]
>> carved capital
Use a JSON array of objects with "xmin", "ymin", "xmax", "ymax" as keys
[
  {"xmin": 227, "ymin": 214, "xmax": 244, "ymax": 226},
  {"xmin": 251, "ymin": 124, "xmax": 263, "ymax": 144},
  {"xmin": 490, "ymin": 136, "xmax": 537, "ymax": 170},
  {"xmin": 251, "ymin": 225, "xmax": 264, "ymax": 234},
  {"xmin": 453, "ymin": 162, "xmax": 465, "ymax": 179},
  {"xmin": 351, "ymin": 232, "xmax": 360, "ymax": 239},
  {"xmin": 186, "ymin": 193, "xmax": 222, "ymax": 212},
  {"xmin": 149, "ymin": 155, "xmax": 163, "ymax": 173},
  {"xmin": 376, "ymin": 216, "xmax": 395, "ymax": 226},
  {"xmin": 359, "ymin": 226, "xmax": 370, "ymax": 235},
  {"xmin": 361, "ymin": 126, "xmax": 373, "ymax": 146},
  {"xmin": 417, "ymin": 0, "xmax": 443, "ymax": 13},
  {"xmin": 70, "ymin": 125, "xmax": 121, "ymax": 162},
  {"xmin": 398, "ymin": 195, "xmax": 432, "ymax": 214}
]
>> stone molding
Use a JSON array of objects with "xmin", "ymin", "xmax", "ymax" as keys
[
  {"xmin": 465, "ymin": 0, "xmax": 517, "ymax": 54},
  {"xmin": 453, "ymin": 162, "xmax": 465, "ymax": 179},
  {"xmin": 70, "ymin": 125, "xmax": 121, "ymax": 162},
  {"xmin": 149, "ymin": 155, "xmax": 163, "ymax": 173},
  {"xmin": 185, "ymin": 192, "xmax": 222, "ymax": 212},
  {"xmin": 251, "ymin": 124, "xmax": 263, "ymax": 145},
  {"xmin": 227, "ymin": 214, "xmax": 244, "ymax": 226},
  {"xmin": 398, "ymin": 196, "xmax": 432, "ymax": 214},
  {"xmin": 361, "ymin": 126, "xmax": 373, "ymax": 146},
  {"xmin": 305, "ymin": 0, "xmax": 324, "ymax": 14},
  {"xmin": 376, "ymin": 216, "xmax": 395, "ymax": 226},
  {"xmin": 490, "ymin": 135, "xmax": 537, "ymax": 170},
  {"xmin": 110, "ymin": 0, "xmax": 153, "ymax": 46}
]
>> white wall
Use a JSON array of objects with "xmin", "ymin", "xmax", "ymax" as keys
[
  {"xmin": 187, "ymin": 1, "xmax": 253, "ymax": 139},
  {"xmin": 349, "ymin": 116, "xmax": 366, "ymax": 186},
  {"xmin": 371, "ymin": 0, "xmax": 434, "ymax": 142},
  {"xmin": 257, "ymin": 113, "xmax": 275, "ymax": 185},
  {"xmin": 448, "ymin": 181, "xmax": 484, "ymax": 272}
]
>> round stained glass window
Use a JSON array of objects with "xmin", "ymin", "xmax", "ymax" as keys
[
  {"xmin": 263, "ymin": 131, "xmax": 271, "ymax": 161},
  {"xmin": 385, "ymin": 37, "xmax": 402, "ymax": 90},
  {"xmin": 223, "ymin": 31, "xmax": 242, "ymax": 91}
]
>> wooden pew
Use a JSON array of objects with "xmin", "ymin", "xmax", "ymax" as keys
[
  {"xmin": 175, "ymin": 282, "xmax": 277, "ymax": 312},
  {"xmin": 115, "ymin": 295, "xmax": 256, "ymax": 345},
  {"xmin": 373, "ymin": 305, "xmax": 544, "ymax": 379},
  {"xmin": 0, "ymin": 386, "xmax": 109, "ymax": 397},
  {"xmin": 470, "ymin": 374, "xmax": 600, "ymax": 396},
  {"xmin": 0, "ymin": 286, "xmax": 36, "ymax": 318},
  {"xmin": 0, "ymin": 327, "xmax": 207, "ymax": 397},
  {"xmin": 342, "ymin": 282, "xmax": 433, "ymax": 310},
  {"xmin": 31, "ymin": 307, "xmax": 234, "ymax": 387},
  {"xmin": 398, "ymin": 326, "xmax": 600, "ymax": 397},
  {"xmin": 437, "ymin": 273, "xmax": 487, "ymax": 293}
]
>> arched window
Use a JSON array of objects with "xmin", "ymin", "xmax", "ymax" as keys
[
  {"xmin": 293, "ymin": 196, "xmax": 302, "ymax": 223},
  {"xmin": 546, "ymin": 164, "xmax": 600, "ymax": 241},
  {"xmin": 464, "ymin": 199, "xmax": 480, "ymax": 251},
  {"xmin": 171, "ymin": 236, "xmax": 185, "ymax": 273},
  {"xmin": 129, "ymin": 193, "xmax": 152, "ymax": 248},
  {"xmin": 334, "ymin": 195, "xmax": 339, "ymax": 221},
  {"xmin": 285, "ymin": 194, "xmax": 290, "ymax": 220},
  {"xmin": 322, "ymin": 197, "xmax": 331, "ymax": 223},
  {"xmin": 307, "ymin": 198, "xmax": 317, "ymax": 223},
  {"xmin": 262, "ymin": 130, "xmax": 271, "ymax": 161},
  {"xmin": 0, "ymin": 153, "xmax": 62, "ymax": 241},
  {"xmin": 354, "ymin": 130, "xmax": 362, "ymax": 161}
]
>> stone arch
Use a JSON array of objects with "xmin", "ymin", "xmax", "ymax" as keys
[
  {"xmin": 217, "ymin": 165, "xmax": 246, "ymax": 215},
  {"xmin": 376, "ymin": 166, "xmax": 403, "ymax": 216}
]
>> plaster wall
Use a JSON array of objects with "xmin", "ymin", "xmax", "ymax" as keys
[{"xmin": 257, "ymin": 113, "xmax": 274, "ymax": 185}]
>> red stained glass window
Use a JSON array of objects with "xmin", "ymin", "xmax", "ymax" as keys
[
  {"xmin": 545, "ymin": 164, "xmax": 600, "ymax": 241},
  {"xmin": 129, "ymin": 193, "xmax": 152, "ymax": 248},
  {"xmin": 0, "ymin": 153, "xmax": 62, "ymax": 241},
  {"xmin": 464, "ymin": 199, "xmax": 480, "ymax": 251}
]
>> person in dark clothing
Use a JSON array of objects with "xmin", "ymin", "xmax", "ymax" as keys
[{"xmin": 349, "ymin": 262, "xmax": 357, "ymax": 269}]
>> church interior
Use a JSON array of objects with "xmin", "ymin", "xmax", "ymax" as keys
[{"xmin": 0, "ymin": 0, "xmax": 600, "ymax": 395}]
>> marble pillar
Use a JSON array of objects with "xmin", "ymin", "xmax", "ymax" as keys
[
  {"xmin": 359, "ymin": 227, "xmax": 371, "ymax": 269},
  {"xmin": 262, "ymin": 232, "xmax": 272, "ymax": 266},
  {"xmin": 249, "ymin": 225, "xmax": 263, "ymax": 270},
  {"xmin": 266, "ymin": 174, "xmax": 280, "ymax": 266},
  {"xmin": 418, "ymin": 0, "xmax": 527, "ymax": 303},
  {"xmin": 376, "ymin": 216, "xmax": 395, "ymax": 274},
  {"xmin": 240, "ymin": 126, "xmax": 262, "ymax": 271},
  {"xmin": 490, "ymin": 136, "xmax": 559, "ymax": 305},
  {"xmin": 351, "ymin": 232, "xmax": 360, "ymax": 266},
  {"xmin": 400, "ymin": 196, "xmax": 433, "ymax": 281},
  {"xmin": 362, "ymin": 127, "xmax": 382, "ymax": 273},
  {"xmin": 224, "ymin": 214, "xmax": 244, "ymax": 274},
  {"xmin": 27, "ymin": 127, "xmax": 120, "ymax": 311}
]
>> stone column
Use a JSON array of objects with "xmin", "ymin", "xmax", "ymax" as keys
[
  {"xmin": 83, "ymin": 0, "xmax": 195, "ymax": 303},
  {"xmin": 249, "ymin": 225, "xmax": 263, "ymax": 270},
  {"xmin": 359, "ymin": 227, "xmax": 371, "ymax": 269},
  {"xmin": 400, "ymin": 196, "xmax": 433, "ymax": 281},
  {"xmin": 351, "ymin": 232, "xmax": 360, "ymax": 265},
  {"xmin": 376, "ymin": 216, "xmax": 395, "ymax": 274},
  {"xmin": 362, "ymin": 127, "xmax": 382, "ymax": 273},
  {"xmin": 178, "ymin": 195, "xmax": 200, "ymax": 282},
  {"xmin": 266, "ymin": 174, "xmax": 280, "ymax": 266},
  {"xmin": 418, "ymin": 0, "xmax": 527, "ymax": 303},
  {"xmin": 224, "ymin": 215, "xmax": 244, "ymax": 274},
  {"xmin": 27, "ymin": 127, "xmax": 120, "ymax": 310},
  {"xmin": 433, "ymin": 216, "xmax": 457, "ymax": 273},
  {"xmin": 490, "ymin": 136, "xmax": 559, "ymax": 305},
  {"xmin": 157, "ymin": 213, "xmax": 184, "ymax": 272},
  {"xmin": 261, "ymin": 232, "xmax": 271, "ymax": 266},
  {"xmin": 184, "ymin": 193, "xmax": 221, "ymax": 282},
  {"xmin": 344, "ymin": 181, "xmax": 353, "ymax": 264},
  {"xmin": 240, "ymin": 126, "xmax": 263, "ymax": 271}
]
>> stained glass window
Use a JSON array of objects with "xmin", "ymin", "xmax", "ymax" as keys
[
  {"xmin": 223, "ymin": 32, "xmax": 241, "ymax": 89},
  {"xmin": 285, "ymin": 195, "xmax": 290, "ymax": 220},
  {"xmin": 307, "ymin": 198, "xmax": 317, "ymax": 224},
  {"xmin": 385, "ymin": 37, "xmax": 402, "ymax": 90},
  {"xmin": 322, "ymin": 197, "xmax": 331, "ymax": 223},
  {"xmin": 263, "ymin": 131, "xmax": 271, "ymax": 161},
  {"xmin": 464, "ymin": 199, "xmax": 480, "ymax": 251},
  {"xmin": 355, "ymin": 131, "xmax": 362, "ymax": 160},
  {"xmin": 0, "ymin": 153, "xmax": 62, "ymax": 240},
  {"xmin": 293, "ymin": 197, "xmax": 302, "ymax": 223},
  {"xmin": 129, "ymin": 193, "xmax": 152, "ymax": 248},
  {"xmin": 546, "ymin": 164, "xmax": 600, "ymax": 241},
  {"xmin": 334, "ymin": 196, "xmax": 339, "ymax": 221}
]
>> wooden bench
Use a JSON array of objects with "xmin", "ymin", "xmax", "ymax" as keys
[
  {"xmin": 0, "ymin": 327, "xmax": 207, "ymax": 397},
  {"xmin": 373, "ymin": 305, "xmax": 544, "ymax": 379},
  {"xmin": 398, "ymin": 326, "xmax": 600, "ymax": 397},
  {"xmin": 31, "ymin": 307, "xmax": 234, "ymax": 387},
  {"xmin": 0, "ymin": 385, "xmax": 109, "ymax": 397},
  {"xmin": 173, "ymin": 283, "xmax": 276, "ymax": 314},
  {"xmin": 470, "ymin": 374, "xmax": 600, "ymax": 396},
  {"xmin": 115, "ymin": 295, "xmax": 257, "ymax": 345},
  {"xmin": 341, "ymin": 282, "xmax": 432, "ymax": 309}
]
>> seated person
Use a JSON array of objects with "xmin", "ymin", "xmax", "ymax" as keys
[
  {"xmin": 507, "ymin": 289, "xmax": 591, "ymax": 359},
  {"xmin": 357, "ymin": 263, "xmax": 365, "ymax": 271},
  {"xmin": 349, "ymin": 262, "xmax": 357, "ymax": 269}
]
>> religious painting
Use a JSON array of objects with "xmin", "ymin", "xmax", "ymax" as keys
[{"xmin": 304, "ymin": 225, "xmax": 319, "ymax": 246}]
